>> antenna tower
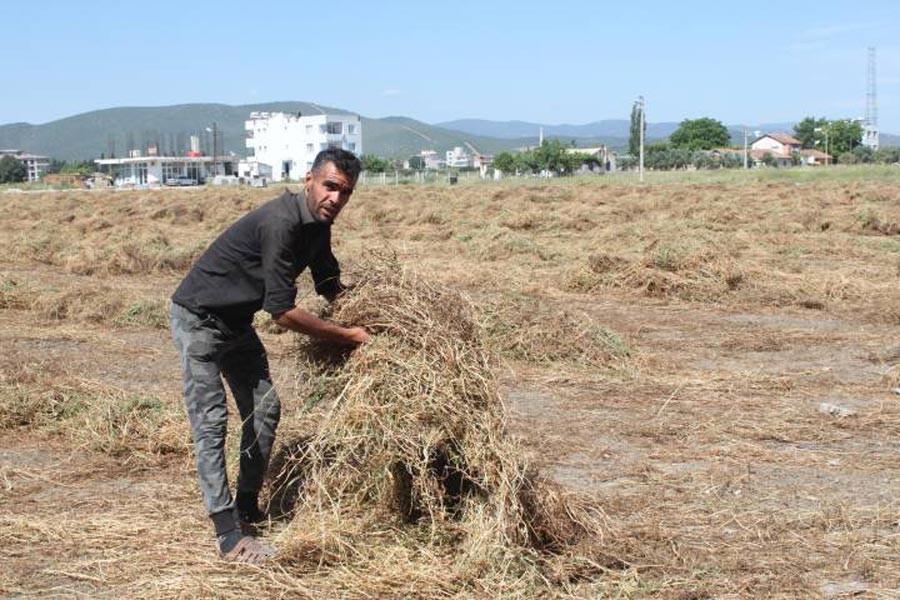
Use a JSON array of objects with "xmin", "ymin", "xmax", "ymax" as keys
[{"xmin": 864, "ymin": 46, "xmax": 879, "ymax": 150}]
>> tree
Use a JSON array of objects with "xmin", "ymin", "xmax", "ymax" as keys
[
  {"xmin": 827, "ymin": 120, "xmax": 864, "ymax": 157},
  {"xmin": 793, "ymin": 116, "xmax": 827, "ymax": 149},
  {"xmin": 794, "ymin": 118, "xmax": 863, "ymax": 161},
  {"xmin": 531, "ymin": 140, "xmax": 586, "ymax": 175},
  {"xmin": 60, "ymin": 160, "xmax": 94, "ymax": 177},
  {"xmin": 0, "ymin": 155, "xmax": 27, "ymax": 183},
  {"xmin": 360, "ymin": 154, "xmax": 390, "ymax": 173},
  {"xmin": 492, "ymin": 142, "xmax": 589, "ymax": 176},
  {"xmin": 645, "ymin": 146, "xmax": 693, "ymax": 170},
  {"xmin": 629, "ymin": 101, "xmax": 645, "ymax": 157},
  {"xmin": 408, "ymin": 155, "xmax": 425, "ymax": 169},
  {"xmin": 46, "ymin": 159, "xmax": 66, "ymax": 175},
  {"xmin": 838, "ymin": 151, "xmax": 858, "ymax": 165},
  {"xmin": 646, "ymin": 141, "xmax": 671, "ymax": 153},
  {"xmin": 492, "ymin": 151, "xmax": 518, "ymax": 174},
  {"xmin": 669, "ymin": 118, "xmax": 731, "ymax": 150}
]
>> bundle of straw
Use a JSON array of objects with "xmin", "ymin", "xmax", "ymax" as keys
[{"xmin": 272, "ymin": 252, "xmax": 606, "ymax": 595}]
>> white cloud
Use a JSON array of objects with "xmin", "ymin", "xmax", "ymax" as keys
[{"xmin": 381, "ymin": 88, "xmax": 401, "ymax": 97}]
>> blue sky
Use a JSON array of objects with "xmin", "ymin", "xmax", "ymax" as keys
[{"xmin": 3, "ymin": 0, "xmax": 899, "ymax": 131}]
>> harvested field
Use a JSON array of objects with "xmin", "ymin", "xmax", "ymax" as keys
[{"xmin": 3, "ymin": 168, "xmax": 900, "ymax": 597}]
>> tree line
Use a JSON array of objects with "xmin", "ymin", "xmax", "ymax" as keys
[
  {"xmin": 360, "ymin": 141, "xmax": 602, "ymax": 177},
  {"xmin": 622, "ymin": 110, "xmax": 898, "ymax": 169},
  {"xmin": 492, "ymin": 140, "xmax": 600, "ymax": 176},
  {"xmin": 0, "ymin": 157, "xmax": 97, "ymax": 184}
]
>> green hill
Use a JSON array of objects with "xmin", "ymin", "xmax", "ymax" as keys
[
  {"xmin": 9, "ymin": 103, "xmax": 888, "ymax": 162},
  {"xmin": 0, "ymin": 102, "xmax": 528, "ymax": 162}
]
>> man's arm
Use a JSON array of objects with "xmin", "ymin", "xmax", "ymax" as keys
[{"xmin": 272, "ymin": 307, "xmax": 369, "ymax": 346}]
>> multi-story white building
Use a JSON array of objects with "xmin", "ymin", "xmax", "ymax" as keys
[
  {"xmin": 419, "ymin": 150, "xmax": 445, "ymax": 170},
  {"xmin": 244, "ymin": 112, "xmax": 362, "ymax": 182},
  {"xmin": 0, "ymin": 149, "xmax": 50, "ymax": 182},
  {"xmin": 445, "ymin": 146, "xmax": 471, "ymax": 168}
]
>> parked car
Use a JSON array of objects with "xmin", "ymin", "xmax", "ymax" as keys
[{"xmin": 165, "ymin": 177, "xmax": 198, "ymax": 186}]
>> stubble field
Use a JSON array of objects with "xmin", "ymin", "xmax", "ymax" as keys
[{"xmin": 3, "ymin": 167, "xmax": 900, "ymax": 598}]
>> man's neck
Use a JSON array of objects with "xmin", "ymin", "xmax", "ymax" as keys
[{"xmin": 296, "ymin": 189, "xmax": 316, "ymax": 225}]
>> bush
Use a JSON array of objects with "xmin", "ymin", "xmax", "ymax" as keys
[
  {"xmin": 874, "ymin": 147, "xmax": 900, "ymax": 164},
  {"xmin": 838, "ymin": 152, "xmax": 858, "ymax": 165}
]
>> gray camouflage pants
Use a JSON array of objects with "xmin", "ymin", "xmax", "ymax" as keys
[{"xmin": 169, "ymin": 302, "xmax": 281, "ymax": 517}]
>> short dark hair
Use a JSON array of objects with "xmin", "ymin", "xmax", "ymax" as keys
[{"xmin": 311, "ymin": 148, "xmax": 361, "ymax": 182}]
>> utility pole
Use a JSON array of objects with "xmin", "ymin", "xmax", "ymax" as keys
[
  {"xmin": 864, "ymin": 46, "xmax": 879, "ymax": 150},
  {"xmin": 743, "ymin": 125, "xmax": 749, "ymax": 169},
  {"xmin": 638, "ymin": 96, "xmax": 645, "ymax": 183},
  {"xmin": 213, "ymin": 121, "xmax": 218, "ymax": 177},
  {"xmin": 815, "ymin": 125, "xmax": 830, "ymax": 166},
  {"xmin": 206, "ymin": 122, "xmax": 219, "ymax": 178}
]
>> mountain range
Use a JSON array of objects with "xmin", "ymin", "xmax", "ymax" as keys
[{"xmin": 0, "ymin": 102, "xmax": 895, "ymax": 161}]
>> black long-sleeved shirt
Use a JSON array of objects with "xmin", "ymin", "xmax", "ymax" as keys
[{"xmin": 172, "ymin": 191, "xmax": 341, "ymax": 324}]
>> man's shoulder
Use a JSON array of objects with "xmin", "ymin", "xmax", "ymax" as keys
[
  {"xmin": 257, "ymin": 189, "xmax": 298, "ymax": 211},
  {"xmin": 254, "ymin": 190, "xmax": 303, "ymax": 224}
]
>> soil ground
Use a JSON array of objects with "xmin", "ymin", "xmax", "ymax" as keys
[
  {"xmin": 4, "ymin": 279, "xmax": 899, "ymax": 597},
  {"xmin": 4, "ymin": 175, "xmax": 900, "ymax": 598}
]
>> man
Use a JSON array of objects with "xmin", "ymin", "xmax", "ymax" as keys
[{"xmin": 169, "ymin": 148, "xmax": 369, "ymax": 563}]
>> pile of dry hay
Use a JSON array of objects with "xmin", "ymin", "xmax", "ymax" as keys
[{"xmin": 271, "ymin": 254, "xmax": 608, "ymax": 595}]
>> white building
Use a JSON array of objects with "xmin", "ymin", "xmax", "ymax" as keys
[
  {"xmin": 94, "ymin": 156, "xmax": 237, "ymax": 187},
  {"xmin": 445, "ymin": 146, "xmax": 471, "ymax": 168},
  {"xmin": 750, "ymin": 133, "xmax": 802, "ymax": 158},
  {"xmin": 748, "ymin": 133, "xmax": 832, "ymax": 167},
  {"xmin": 244, "ymin": 112, "xmax": 362, "ymax": 182},
  {"xmin": 237, "ymin": 159, "xmax": 273, "ymax": 182},
  {"xmin": 419, "ymin": 150, "xmax": 445, "ymax": 170},
  {"xmin": 862, "ymin": 125, "xmax": 879, "ymax": 151},
  {"xmin": 565, "ymin": 146, "xmax": 616, "ymax": 173},
  {"xmin": 0, "ymin": 149, "xmax": 50, "ymax": 182}
]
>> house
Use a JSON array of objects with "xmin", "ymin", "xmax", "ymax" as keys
[
  {"xmin": 749, "ymin": 133, "xmax": 802, "ymax": 167},
  {"xmin": 419, "ymin": 150, "xmax": 445, "ymax": 170},
  {"xmin": 565, "ymin": 146, "xmax": 616, "ymax": 173},
  {"xmin": 0, "ymin": 149, "xmax": 50, "ymax": 182},
  {"xmin": 799, "ymin": 149, "xmax": 832, "ymax": 166},
  {"xmin": 472, "ymin": 153, "xmax": 492, "ymax": 169},
  {"xmin": 244, "ymin": 111, "xmax": 362, "ymax": 182},
  {"xmin": 94, "ymin": 155, "xmax": 237, "ymax": 188},
  {"xmin": 751, "ymin": 133, "xmax": 802, "ymax": 156}
]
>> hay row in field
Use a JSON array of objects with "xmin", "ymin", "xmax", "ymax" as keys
[
  {"xmin": 0, "ymin": 275, "xmax": 168, "ymax": 329},
  {"xmin": 0, "ymin": 373, "xmax": 186, "ymax": 461},
  {"xmin": 563, "ymin": 242, "xmax": 900, "ymax": 323}
]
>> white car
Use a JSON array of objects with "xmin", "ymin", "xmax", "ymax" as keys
[{"xmin": 165, "ymin": 177, "xmax": 198, "ymax": 186}]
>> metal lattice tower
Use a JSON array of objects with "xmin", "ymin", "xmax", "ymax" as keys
[{"xmin": 864, "ymin": 46, "xmax": 879, "ymax": 150}]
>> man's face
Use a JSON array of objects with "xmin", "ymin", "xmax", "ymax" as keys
[{"xmin": 304, "ymin": 162, "xmax": 355, "ymax": 224}]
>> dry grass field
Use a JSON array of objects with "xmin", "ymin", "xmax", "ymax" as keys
[{"xmin": 3, "ymin": 166, "xmax": 900, "ymax": 598}]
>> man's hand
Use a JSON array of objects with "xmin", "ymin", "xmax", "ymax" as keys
[
  {"xmin": 346, "ymin": 326, "xmax": 370, "ymax": 345},
  {"xmin": 272, "ymin": 308, "xmax": 369, "ymax": 347}
]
